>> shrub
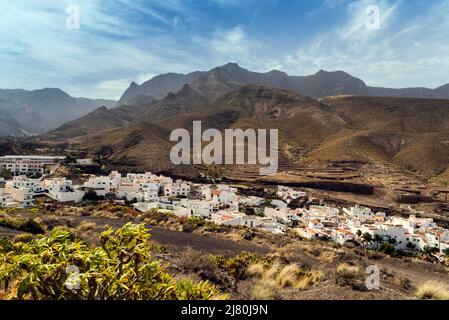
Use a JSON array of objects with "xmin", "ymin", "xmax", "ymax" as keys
[
  {"xmin": 246, "ymin": 260, "xmax": 323, "ymax": 290},
  {"xmin": 335, "ymin": 263, "xmax": 361, "ymax": 287},
  {"xmin": 277, "ymin": 264, "xmax": 301, "ymax": 288},
  {"xmin": 416, "ymin": 282, "xmax": 449, "ymax": 300},
  {"xmin": 242, "ymin": 230, "xmax": 255, "ymax": 241},
  {"xmin": 250, "ymin": 280, "xmax": 279, "ymax": 300},
  {"xmin": 79, "ymin": 221, "xmax": 96, "ymax": 231},
  {"xmin": 0, "ymin": 223, "xmax": 227, "ymax": 300},
  {"xmin": 0, "ymin": 217, "xmax": 45, "ymax": 234},
  {"xmin": 245, "ymin": 263, "xmax": 265, "ymax": 278},
  {"xmin": 14, "ymin": 233, "xmax": 34, "ymax": 243},
  {"xmin": 210, "ymin": 253, "xmax": 257, "ymax": 280}
]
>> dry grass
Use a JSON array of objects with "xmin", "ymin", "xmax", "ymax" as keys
[
  {"xmin": 277, "ymin": 264, "xmax": 301, "ymax": 288},
  {"xmin": 336, "ymin": 263, "xmax": 360, "ymax": 276},
  {"xmin": 79, "ymin": 221, "xmax": 97, "ymax": 231},
  {"xmin": 245, "ymin": 263, "xmax": 265, "ymax": 278},
  {"xmin": 335, "ymin": 263, "xmax": 361, "ymax": 287},
  {"xmin": 416, "ymin": 281, "xmax": 449, "ymax": 300},
  {"xmin": 264, "ymin": 262, "xmax": 281, "ymax": 281},
  {"xmin": 250, "ymin": 280, "xmax": 279, "ymax": 300},
  {"xmin": 246, "ymin": 261, "xmax": 324, "ymax": 291}
]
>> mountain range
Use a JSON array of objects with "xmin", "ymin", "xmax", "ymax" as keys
[
  {"xmin": 118, "ymin": 63, "xmax": 449, "ymax": 105},
  {"xmin": 5, "ymin": 62, "xmax": 449, "ymax": 180},
  {"xmin": 0, "ymin": 88, "xmax": 116, "ymax": 136}
]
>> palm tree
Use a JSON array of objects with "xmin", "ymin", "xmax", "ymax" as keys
[
  {"xmin": 373, "ymin": 234, "xmax": 383, "ymax": 250},
  {"xmin": 362, "ymin": 232, "xmax": 373, "ymax": 249}
]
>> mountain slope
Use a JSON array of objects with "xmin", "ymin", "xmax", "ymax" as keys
[
  {"xmin": 67, "ymin": 86, "xmax": 349, "ymax": 176},
  {"xmin": 313, "ymin": 96, "xmax": 449, "ymax": 175},
  {"xmin": 0, "ymin": 88, "xmax": 116, "ymax": 136}
]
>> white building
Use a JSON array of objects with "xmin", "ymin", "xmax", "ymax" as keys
[
  {"xmin": 164, "ymin": 180, "xmax": 190, "ymax": 197},
  {"xmin": 343, "ymin": 205, "xmax": 376, "ymax": 222},
  {"xmin": 0, "ymin": 189, "xmax": 14, "ymax": 207},
  {"xmin": 239, "ymin": 196, "xmax": 264, "ymax": 207},
  {"xmin": 6, "ymin": 176, "xmax": 43, "ymax": 194},
  {"xmin": 2, "ymin": 186, "xmax": 33, "ymax": 207},
  {"xmin": 277, "ymin": 186, "xmax": 306, "ymax": 203},
  {"xmin": 271, "ymin": 199, "xmax": 288, "ymax": 209},
  {"xmin": 0, "ymin": 155, "xmax": 65, "ymax": 175},
  {"xmin": 84, "ymin": 176, "xmax": 114, "ymax": 196},
  {"xmin": 44, "ymin": 178, "xmax": 85, "ymax": 203}
]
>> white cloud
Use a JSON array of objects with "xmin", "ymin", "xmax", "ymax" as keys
[
  {"xmin": 279, "ymin": 0, "xmax": 449, "ymax": 89},
  {"xmin": 1, "ymin": 0, "xmax": 449, "ymax": 100}
]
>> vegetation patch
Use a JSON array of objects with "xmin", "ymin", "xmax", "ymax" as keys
[
  {"xmin": 0, "ymin": 223, "xmax": 227, "ymax": 300},
  {"xmin": 416, "ymin": 281, "xmax": 449, "ymax": 300},
  {"xmin": 0, "ymin": 217, "xmax": 45, "ymax": 234}
]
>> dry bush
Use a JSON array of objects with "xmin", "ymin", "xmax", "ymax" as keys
[
  {"xmin": 335, "ymin": 263, "xmax": 361, "ymax": 287},
  {"xmin": 277, "ymin": 264, "xmax": 301, "ymax": 288},
  {"xmin": 250, "ymin": 280, "xmax": 279, "ymax": 300},
  {"xmin": 246, "ymin": 261, "xmax": 323, "ymax": 291},
  {"xmin": 245, "ymin": 263, "xmax": 265, "ymax": 278},
  {"xmin": 263, "ymin": 262, "xmax": 281, "ymax": 281},
  {"xmin": 177, "ymin": 249, "xmax": 235, "ymax": 291},
  {"xmin": 318, "ymin": 250, "xmax": 337, "ymax": 263},
  {"xmin": 416, "ymin": 281, "xmax": 449, "ymax": 300},
  {"xmin": 393, "ymin": 276, "xmax": 413, "ymax": 291},
  {"xmin": 79, "ymin": 221, "xmax": 97, "ymax": 231}
]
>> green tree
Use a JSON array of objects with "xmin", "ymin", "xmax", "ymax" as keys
[
  {"xmin": 421, "ymin": 246, "xmax": 439, "ymax": 262},
  {"xmin": 0, "ymin": 169, "xmax": 12, "ymax": 179},
  {"xmin": 443, "ymin": 248, "xmax": 449, "ymax": 257},
  {"xmin": 373, "ymin": 234, "xmax": 384, "ymax": 250},
  {"xmin": 362, "ymin": 232, "xmax": 373, "ymax": 249},
  {"xmin": 0, "ymin": 223, "xmax": 226, "ymax": 300}
]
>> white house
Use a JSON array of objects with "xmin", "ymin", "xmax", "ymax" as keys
[
  {"xmin": 239, "ymin": 196, "xmax": 264, "ymax": 207},
  {"xmin": 175, "ymin": 199, "xmax": 214, "ymax": 218},
  {"xmin": 84, "ymin": 176, "xmax": 114, "ymax": 196},
  {"xmin": 164, "ymin": 180, "xmax": 190, "ymax": 197},
  {"xmin": 3, "ymin": 186, "xmax": 33, "ymax": 207},
  {"xmin": 44, "ymin": 178, "xmax": 84, "ymax": 203},
  {"xmin": 343, "ymin": 205, "xmax": 375, "ymax": 222},
  {"xmin": 6, "ymin": 176, "xmax": 43, "ymax": 194},
  {"xmin": 0, "ymin": 189, "xmax": 14, "ymax": 207},
  {"xmin": 277, "ymin": 186, "xmax": 306, "ymax": 203},
  {"xmin": 271, "ymin": 199, "xmax": 288, "ymax": 209}
]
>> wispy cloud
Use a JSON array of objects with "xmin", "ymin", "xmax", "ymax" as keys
[
  {"xmin": 0, "ymin": 0, "xmax": 448, "ymax": 99},
  {"xmin": 281, "ymin": 0, "xmax": 449, "ymax": 88}
]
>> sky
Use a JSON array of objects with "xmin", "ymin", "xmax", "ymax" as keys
[{"xmin": 1, "ymin": 0, "xmax": 449, "ymax": 100}]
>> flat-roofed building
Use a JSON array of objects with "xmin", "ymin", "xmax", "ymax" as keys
[{"xmin": 0, "ymin": 155, "xmax": 65, "ymax": 175}]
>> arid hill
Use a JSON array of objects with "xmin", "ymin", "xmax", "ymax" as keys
[{"xmin": 37, "ymin": 85, "xmax": 449, "ymax": 180}]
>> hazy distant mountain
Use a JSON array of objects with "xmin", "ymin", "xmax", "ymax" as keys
[
  {"xmin": 0, "ymin": 88, "xmax": 116, "ymax": 136},
  {"xmin": 118, "ymin": 63, "xmax": 449, "ymax": 105}
]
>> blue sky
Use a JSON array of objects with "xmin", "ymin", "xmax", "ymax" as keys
[{"xmin": 1, "ymin": 0, "xmax": 449, "ymax": 99}]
